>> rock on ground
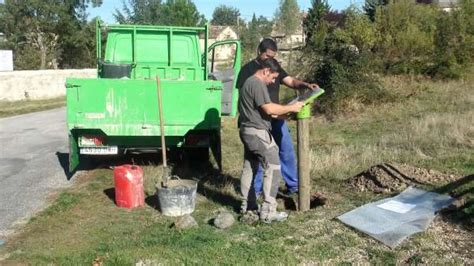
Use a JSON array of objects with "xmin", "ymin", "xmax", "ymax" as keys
[
  {"xmin": 173, "ymin": 214, "xmax": 198, "ymax": 230},
  {"xmin": 213, "ymin": 211, "xmax": 235, "ymax": 229}
]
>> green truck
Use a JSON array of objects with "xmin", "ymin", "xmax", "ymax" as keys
[{"xmin": 66, "ymin": 21, "xmax": 240, "ymax": 172}]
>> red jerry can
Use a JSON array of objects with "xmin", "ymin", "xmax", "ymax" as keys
[{"xmin": 113, "ymin": 165, "xmax": 145, "ymax": 208}]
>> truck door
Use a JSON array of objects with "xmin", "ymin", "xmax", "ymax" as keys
[{"xmin": 207, "ymin": 40, "xmax": 241, "ymax": 117}]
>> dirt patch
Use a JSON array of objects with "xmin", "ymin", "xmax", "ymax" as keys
[
  {"xmin": 422, "ymin": 217, "xmax": 474, "ymax": 263},
  {"xmin": 349, "ymin": 163, "xmax": 457, "ymax": 193}
]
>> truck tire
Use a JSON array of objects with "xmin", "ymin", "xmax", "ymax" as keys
[{"xmin": 184, "ymin": 147, "xmax": 209, "ymax": 163}]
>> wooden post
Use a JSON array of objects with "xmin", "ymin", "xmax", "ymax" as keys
[{"xmin": 297, "ymin": 118, "xmax": 310, "ymax": 211}]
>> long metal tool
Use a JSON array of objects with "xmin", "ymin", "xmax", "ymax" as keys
[{"xmin": 157, "ymin": 75, "xmax": 169, "ymax": 188}]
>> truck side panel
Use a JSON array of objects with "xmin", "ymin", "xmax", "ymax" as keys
[{"xmin": 66, "ymin": 78, "xmax": 222, "ymax": 137}]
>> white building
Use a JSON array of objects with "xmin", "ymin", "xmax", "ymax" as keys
[{"xmin": 0, "ymin": 50, "xmax": 13, "ymax": 71}]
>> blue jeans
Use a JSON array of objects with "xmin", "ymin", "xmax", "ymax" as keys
[{"xmin": 254, "ymin": 119, "xmax": 298, "ymax": 193}]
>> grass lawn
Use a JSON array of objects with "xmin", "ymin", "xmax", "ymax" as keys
[
  {"xmin": 1, "ymin": 74, "xmax": 472, "ymax": 264},
  {"xmin": 0, "ymin": 96, "xmax": 66, "ymax": 118}
]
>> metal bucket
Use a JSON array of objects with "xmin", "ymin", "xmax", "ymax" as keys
[{"xmin": 156, "ymin": 179, "xmax": 197, "ymax": 217}]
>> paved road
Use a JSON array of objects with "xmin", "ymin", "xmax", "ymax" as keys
[{"xmin": 0, "ymin": 107, "xmax": 73, "ymax": 239}]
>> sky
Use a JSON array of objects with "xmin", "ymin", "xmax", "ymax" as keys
[{"xmin": 87, "ymin": 0, "xmax": 362, "ymax": 23}]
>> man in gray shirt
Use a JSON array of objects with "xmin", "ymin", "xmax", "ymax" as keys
[
  {"xmin": 238, "ymin": 58, "xmax": 304, "ymax": 223},
  {"xmin": 237, "ymin": 38, "xmax": 318, "ymax": 196}
]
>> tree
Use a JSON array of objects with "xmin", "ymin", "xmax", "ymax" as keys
[
  {"xmin": 373, "ymin": 0, "xmax": 438, "ymax": 74},
  {"xmin": 114, "ymin": 0, "xmax": 163, "ymax": 24},
  {"xmin": 363, "ymin": 0, "xmax": 388, "ymax": 22},
  {"xmin": 114, "ymin": 0, "xmax": 205, "ymax": 26},
  {"xmin": 274, "ymin": 0, "xmax": 300, "ymax": 36},
  {"xmin": 0, "ymin": 0, "xmax": 102, "ymax": 70},
  {"xmin": 274, "ymin": 0, "xmax": 300, "ymax": 71},
  {"xmin": 239, "ymin": 14, "xmax": 274, "ymax": 62},
  {"xmin": 211, "ymin": 5, "xmax": 240, "ymax": 26},
  {"xmin": 255, "ymin": 15, "xmax": 273, "ymax": 37},
  {"xmin": 240, "ymin": 14, "xmax": 260, "ymax": 61},
  {"xmin": 161, "ymin": 0, "xmax": 206, "ymax": 26},
  {"xmin": 303, "ymin": 0, "xmax": 330, "ymax": 43}
]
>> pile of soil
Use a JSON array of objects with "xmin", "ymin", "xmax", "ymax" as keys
[{"xmin": 349, "ymin": 163, "xmax": 457, "ymax": 193}]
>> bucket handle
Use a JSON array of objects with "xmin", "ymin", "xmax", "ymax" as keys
[{"xmin": 170, "ymin": 175, "xmax": 181, "ymax": 181}]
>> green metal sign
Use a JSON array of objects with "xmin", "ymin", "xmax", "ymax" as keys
[{"xmin": 296, "ymin": 88, "xmax": 325, "ymax": 119}]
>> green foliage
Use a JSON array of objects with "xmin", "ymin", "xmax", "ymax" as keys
[
  {"xmin": 114, "ymin": 0, "xmax": 163, "ymax": 24},
  {"xmin": 373, "ymin": 0, "xmax": 438, "ymax": 75},
  {"xmin": 274, "ymin": 0, "xmax": 300, "ymax": 72},
  {"xmin": 301, "ymin": 0, "xmax": 474, "ymax": 114},
  {"xmin": 429, "ymin": 0, "xmax": 474, "ymax": 79},
  {"xmin": 274, "ymin": 0, "xmax": 301, "ymax": 37},
  {"xmin": 302, "ymin": 9, "xmax": 389, "ymax": 114},
  {"xmin": 210, "ymin": 5, "xmax": 240, "ymax": 26},
  {"xmin": 60, "ymin": 18, "xmax": 99, "ymax": 68},
  {"xmin": 160, "ymin": 0, "xmax": 206, "ymax": 26},
  {"xmin": 0, "ymin": 0, "xmax": 101, "ymax": 70},
  {"xmin": 342, "ymin": 8, "xmax": 376, "ymax": 52},
  {"xmin": 239, "ymin": 14, "xmax": 274, "ymax": 62},
  {"xmin": 114, "ymin": 0, "xmax": 205, "ymax": 26},
  {"xmin": 363, "ymin": 0, "xmax": 388, "ymax": 22},
  {"xmin": 303, "ymin": 0, "xmax": 330, "ymax": 43}
]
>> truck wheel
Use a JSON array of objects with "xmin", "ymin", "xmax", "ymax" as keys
[
  {"xmin": 184, "ymin": 147, "xmax": 209, "ymax": 163},
  {"xmin": 79, "ymin": 155, "xmax": 97, "ymax": 170}
]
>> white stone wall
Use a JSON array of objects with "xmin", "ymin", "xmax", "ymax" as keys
[{"xmin": 0, "ymin": 69, "xmax": 96, "ymax": 101}]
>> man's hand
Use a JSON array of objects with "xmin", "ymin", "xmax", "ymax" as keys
[
  {"xmin": 289, "ymin": 101, "xmax": 305, "ymax": 113},
  {"xmin": 306, "ymin": 83, "xmax": 319, "ymax": 91}
]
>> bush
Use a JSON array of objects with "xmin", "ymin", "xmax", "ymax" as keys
[
  {"xmin": 300, "ymin": 9, "xmax": 393, "ymax": 115},
  {"xmin": 428, "ymin": 0, "xmax": 474, "ymax": 79},
  {"xmin": 373, "ymin": 0, "xmax": 438, "ymax": 75},
  {"xmin": 298, "ymin": 0, "xmax": 474, "ymax": 115}
]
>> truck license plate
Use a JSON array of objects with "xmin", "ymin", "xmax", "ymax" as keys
[{"xmin": 80, "ymin": 146, "xmax": 118, "ymax": 155}]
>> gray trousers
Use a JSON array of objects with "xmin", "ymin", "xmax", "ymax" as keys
[{"xmin": 239, "ymin": 127, "xmax": 282, "ymax": 212}]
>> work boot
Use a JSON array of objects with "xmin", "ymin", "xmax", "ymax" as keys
[
  {"xmin": 259, "ymin": 204, "xmax": 288, "ymax": 224},
  {"xmin": 240, "ymin": 210, "xmax": 259, "ymax": 225},
  {"xmin": 240, "ymin": 200, "xmax": 260, "ymax": 214}
]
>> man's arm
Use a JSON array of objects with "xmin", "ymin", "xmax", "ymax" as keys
[
  {"xmin": 260, "ymin": 102, "xmax": 304, "ymax": 116},
  {"xmin": 282, "ymin": 76, "xmax": 319, "ymax": 90},
  {"xmin": 236, "ymin": 61, "xmax": 255, "ymax": 89}
]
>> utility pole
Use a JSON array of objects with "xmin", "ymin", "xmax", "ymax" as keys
[
  {"xmin": 297, "ymin": 114, "xmax": 310, "ymax": 211},
  {"xmin": 296, "ymin": 88, "xmax": 325, "ymax": 211}
]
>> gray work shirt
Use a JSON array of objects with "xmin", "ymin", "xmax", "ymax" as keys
[
  {"xmin": 238, "ymin": 75, "xmax": 272, "ymax": 130},
  {"xmin": 236, "ymin": 59, "xmax": 288, "ymax": 103}
]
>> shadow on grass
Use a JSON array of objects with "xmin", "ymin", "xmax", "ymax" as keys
[
  {"xmin": 61, "ymin": 149, "xmax": 242, "ymax": 213},
  {"xmin": 56, "ymin": 152, "xmax": 148, "ymax": 181},
  {"xmin": 435, "ymin": 174, "xmax": 473, "ymax": 230},
  {"xmin": 103, "ymin": 187, "xmax": 115, "ymax": 204},
  {"xmin": 103, "ymin": 187, "xmax": 162, "ymax": 211},
  {"xmin": 170, "ymin": 159, "xmax": 241, "ymax": 213},
  {"xmin": 145, "ymin": 194, "xmax": 160, "ymax": 211},
  {"xmin": 278, "ymin": 192, "xmax": 328, "ymax": 211}
]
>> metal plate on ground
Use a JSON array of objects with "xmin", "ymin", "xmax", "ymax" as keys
[{"xmin": 337, "ymin": 187, "xmax": 454, "ymax": 248}]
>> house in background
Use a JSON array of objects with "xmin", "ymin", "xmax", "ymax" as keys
[
  {"xmin": 417, "ymin": 0, "xmax": 459, "ymax": 11},
  {"xmin": 270, "ymin": 12, "xmax": 306, "ymax": 70},
  {"xmin": 200, "ymin": 25, "xmax": 238, "ymax": 61},
  {"xmin": 200, "ymin": 25, "xmax": 239, "ymax": 71},
  {"xmin": 270, "ymin": 12, "xmax": 306, "ymax": 52},
  {"xmin": 437, "ymin": 0, "xmax": 459, "ymax": 11}
]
